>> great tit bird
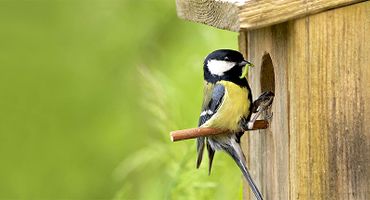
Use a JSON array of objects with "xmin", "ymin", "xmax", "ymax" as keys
[{"xmin": 196, "ymin": 49, "xmax": 263, "ymax": 200}]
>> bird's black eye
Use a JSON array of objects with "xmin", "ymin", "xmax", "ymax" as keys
[{"xmin": 224, "ymin": 56, "xmax": 229, "ymax": 61}]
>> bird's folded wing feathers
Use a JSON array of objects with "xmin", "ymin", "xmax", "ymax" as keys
[
  {"xmin": 197, "ymin": 83, "xmax": 225, "ymax": 168},
  {"xmin": 198, "ymin": 83, "xmax": 225, "ymax": 126}
]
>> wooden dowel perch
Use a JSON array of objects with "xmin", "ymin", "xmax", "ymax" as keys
[{"xmin": 170, "ymin": 120, "xmax": 269, "ymax": 142}]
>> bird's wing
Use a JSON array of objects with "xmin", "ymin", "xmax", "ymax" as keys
[
  {"xmin": 198, "ymin": 83, "xmax": 225, "ymax": 126},
  {"xmin": 196, "ymin": 83, "xmax": 225, "ymax": 169}
]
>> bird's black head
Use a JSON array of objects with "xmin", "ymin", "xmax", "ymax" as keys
[{"xmin": 203, "ymin": 49, "xmax": 252, "ymax": 86}]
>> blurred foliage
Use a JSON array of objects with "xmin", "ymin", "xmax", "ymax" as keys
[{"xmin": 0, "ymin": 0, "xmax": 243, "ymax": 199}]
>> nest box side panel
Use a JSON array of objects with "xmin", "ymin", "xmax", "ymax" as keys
[
  {"xmin": 241, "ymin": 1, "xmax": 369, "ymax": 200},
  {"xmin": 287, "ymin": 2, "xmax": 369, "ymax": 199},
  {"xmin": 241, "ymin": 24, "xmax": 290, "ymax": 200}
]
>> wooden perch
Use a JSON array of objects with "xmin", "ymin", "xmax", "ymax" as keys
[{"xmin": 170, "ymin": 120, "xmax": 269, "ymax": 142}]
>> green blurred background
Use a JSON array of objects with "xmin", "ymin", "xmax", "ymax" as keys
[{"xmin": 0, "ymin": 1, "xmax": 242, "ymax": 199}]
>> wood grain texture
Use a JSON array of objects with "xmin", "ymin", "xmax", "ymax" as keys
[
  {"xmin": 241, "ymin": 1, "xmax": 370, "ymax": 199},
  {"xmin": 176, "ymin": 0, "xmax": 240, "ymax": 31},
  {"xmin": 244, "ymin": 24, "xmax": 290, "ymax": 200},
  {"xmin": 238, "ymin": 0, "xmax": 366, "ymax": 30},
  {"xmin": 175, "ymin": 0, "xmax": 365, "ymax": 31},
  {"xmin": 239, "ymin": 31, "xmax": 250, "ymax": 199}
]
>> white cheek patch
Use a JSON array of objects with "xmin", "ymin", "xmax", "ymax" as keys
[{"xmin": 207, "ymin": 60, "xmax": 236, "ymax": 76}]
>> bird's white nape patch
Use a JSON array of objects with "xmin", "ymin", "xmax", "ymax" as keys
[{"xmin": 207, "ymin": 59, "xmax": 236, "ymax": 76}]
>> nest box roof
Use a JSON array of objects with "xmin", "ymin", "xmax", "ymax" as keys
[{"xmin": 176, "ymin": 0, "xmax": 364, "ymax": 31}]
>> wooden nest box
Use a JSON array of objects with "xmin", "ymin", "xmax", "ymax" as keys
[{"xmin": 176, "ymin": 0, "xmax": 370, "ymax": 199}]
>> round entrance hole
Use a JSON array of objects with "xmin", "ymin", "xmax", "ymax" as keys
[{"xmin": 260, "ymin": 52, "xmax": 275, "ymax": 93}]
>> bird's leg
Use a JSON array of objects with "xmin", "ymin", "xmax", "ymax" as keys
[
  {"xmin": 247, "ymin": 109, "xmax": 263, "ymax": 130},
  {"xmin": 264, "ymin": 104, "xmax": 274, "ymax": 120},
  {"xmin": 247, "ymin": 91, "xmax": 274, "ymax": 130}
]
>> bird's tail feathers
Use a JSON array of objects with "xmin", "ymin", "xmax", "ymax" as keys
[
  {"xmin": 196, "ymin": 137, "xmax": 205, "ymax": 168},
  {"xmin": 224, "ymin": 143, "xmax": 264, "ymax": 200},
  {"xmin": 206, "ymin": 140, "xmax": 215, "ymax": 175}
]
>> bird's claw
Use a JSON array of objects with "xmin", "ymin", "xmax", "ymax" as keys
[
  {"xmin": 246, "ymin": 91, "xmax": 274, "ymax": 130},
  {"xmin": 264, "ymin": 111, "xmax": 273, "ymax": 120}
]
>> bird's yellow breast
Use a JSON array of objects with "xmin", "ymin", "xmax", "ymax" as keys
[{"xmin": 202, "ymin": 80, "xmax": 250, "ymax": 131}]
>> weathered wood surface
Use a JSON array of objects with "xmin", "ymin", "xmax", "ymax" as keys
[
  {"xmin": 241, "ymin": 1, "xmax": 370, "ymax": 199},
  {"xmin": 238, "ymin": 0, "xmax": 366, "ymax": 30},
  {"xmin": 176, "ymin": 0, "xmax": 365, "ymax": 31},
  {"xmin": 176, "ymin": 0, "xmax": 240, "ymax": 31}
]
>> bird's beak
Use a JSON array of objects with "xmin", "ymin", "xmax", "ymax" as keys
[
  {"xmin": 238, "ymin": 60, "xmax": 250, "ymax": 67},
  {"xmin": 239, "ymin": 60, "xmax": 254, "ymax": 79}
]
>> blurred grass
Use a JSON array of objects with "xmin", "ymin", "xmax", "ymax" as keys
[{"xmin": 0, "ymin": 0, "xmax": 242, "ymax": 199}]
